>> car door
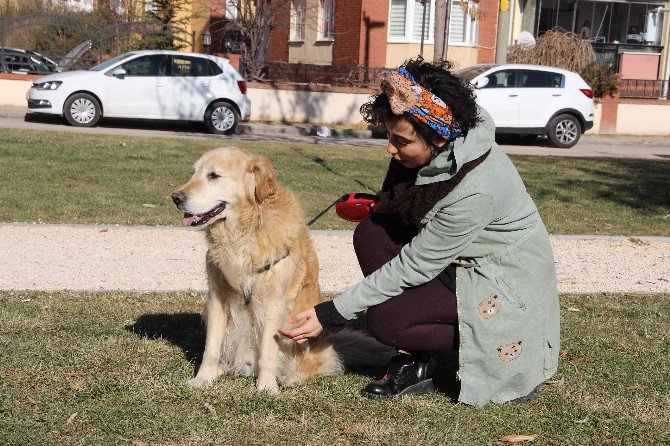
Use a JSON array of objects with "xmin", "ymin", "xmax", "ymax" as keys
[
  {"xmin": 516, "ymin": 70, "xmax": 565, "ymax": 128},
  {"xmin": 162, "ymin": 55, "xmax": 214, "ymax": 120},
  {"xmin": 105, "ymin": 54, "xmax": 168, "ymax": 118},
  {"xmin": 473, "ymin": 69, "xmax": 521, "ymax": 128}
]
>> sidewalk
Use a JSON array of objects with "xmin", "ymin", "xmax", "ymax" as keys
[
  {"xmin": 1, "ymin": 223, "xmax": 668, "ymax": 295},
  {"xmin": 3, "ymin": 105, "xmax": 670, "ymax": 149}
]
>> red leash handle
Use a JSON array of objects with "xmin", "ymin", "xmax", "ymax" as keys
[{"xmin": 335, "ymin": 192, "xmax": 378, "ymax": 222}]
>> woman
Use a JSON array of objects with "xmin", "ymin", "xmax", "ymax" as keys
[{"xmin": 278, "ymin": 58, "xmax": 560, "ymax": 406}]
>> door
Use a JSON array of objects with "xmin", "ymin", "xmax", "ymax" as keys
[
  {"xmin": 516, "ymin": 70, "xmax": 565, "ymax": 128},
  {"xmin": 162, "ymin": 55, "xmax": 215, "ymax": 120},
  {"xmin": 473, "ymin": 69, "xmax": 521, "ymax": 128},
  {"xmin": 105, "ymin": 54, "xmax": 169, "ymax": 118}
]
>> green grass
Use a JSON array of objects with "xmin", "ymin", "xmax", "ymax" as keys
[
  {"xmin": 1, "ymin": 291, "xmax": 668, "ymax": 445},
  {"xmin": 0, "ymin": 128, "xmax": 668, "ymax": 235}
]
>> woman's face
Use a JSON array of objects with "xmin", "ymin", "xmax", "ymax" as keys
[{"xmin": 385, "ymin": 116, "xmax": 445, "ymax": 168}]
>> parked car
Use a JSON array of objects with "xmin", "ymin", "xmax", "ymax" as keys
[
  {"xmin": 1, "ymin": 48, "xmax": 58, "ymax": 75},
  {"xmin": 26, "ymin": 50, "xmax": 250, "ymax": 134},
  {"xmin": 455, "ymin": 64, "xmax": 594, "ymax": 148}
]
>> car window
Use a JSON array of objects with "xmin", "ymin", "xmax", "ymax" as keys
[
  {"xmin": 91, "ymin": 53, "xmax": 135, "ymax": 71},
  {"xmin": 482, "ymin": 70, "xmax": 518, "ymax": 88},
  {"xmin": 171, "ymin": 56, "xmax": 215, "ymax": 77},
  {"xmin": 208, "ymin": 60, "xmax": 223, "ymax": 76},
  {"xmin": 519, "ymin": 70, "xmax": 564, "ymax": 88},
  {"xmin": 121, "ymin": 55, "xmax": 168, "ymax": 77},
  {"xmin": 454, "ymin": 65, "xmax": 492, "ymax": 82}
]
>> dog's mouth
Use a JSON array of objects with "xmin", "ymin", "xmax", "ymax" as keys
[{"xmin": 182, "ymin": 202, "xmax": 227, "ymax": 227}]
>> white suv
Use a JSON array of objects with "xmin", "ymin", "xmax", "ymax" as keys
[
  {"xmin": 456, "ymin": 64, "xmax": 594, "ymax": 148},
  {"xmin": 26, "ymin": 50, "xmax": 250, "ymax": 134}
]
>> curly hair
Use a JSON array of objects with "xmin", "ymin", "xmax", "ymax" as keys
[{"xmin": 360, "ymin": 57, "xmax": 481, "ymax": 149}]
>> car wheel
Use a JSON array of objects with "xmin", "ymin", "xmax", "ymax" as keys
[
  {"xmin": 205, "ymin": 101, "xmax": 239, "ymax": 135},
  {"xmin": 547, "ymin": 114, "xmax": 581, "ymax": 148},
  {"xmin": 63, "ymin": 93, "xmax": 101, "ymax": 127}
]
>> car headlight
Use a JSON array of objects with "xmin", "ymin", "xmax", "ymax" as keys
[{"xmin": 34, "ymin": 81, "xmax": 62, "ymax": 91}]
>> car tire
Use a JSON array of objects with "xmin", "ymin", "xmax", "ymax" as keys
[
  {"xmin": 547, "ymin": 114, "xmax": 581, "ymax": 148},
  {"xmin": 63, "ymin": 93, "xmax": 101, "ymax": 127},
  {"xmin": 205, "ymin": 101, "xmax": 239, "ymax": 135}
]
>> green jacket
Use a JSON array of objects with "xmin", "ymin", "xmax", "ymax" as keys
[{"xmin": 333, "ymin": 108, "xmax": 560, "ymax": 406}]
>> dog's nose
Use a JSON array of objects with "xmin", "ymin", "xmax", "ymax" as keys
[{"xmin": 171, "ymin": 191, "xmax": 186, "ymax": 207}]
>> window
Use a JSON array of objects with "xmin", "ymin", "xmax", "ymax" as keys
[
  {"xmin": 144, "ymin": 0, "xmax": 157, "ymax": 13},
  {"xmin": 121, "ymin": 55, "xmax": 168, "ymax": 77},
  {"xmin": 387, "ymin": 0, "xmax": 436, "ymax": 43},
  {"xmin": 518, "ymin": 70, "xmax": 563, "ymax": 88},
  {"xmin": 389, "ymin": 0, "xmax": 408, "ymax": 37},
  {"xmin": 449, "ymin": 0, "xmax": 475, "ymax": 45},
  {"xmin": 482, "ymin": 70, "xmax": 519, "ymax": 88},
  {"xmin": 291, "ymin": 0, "xmax": 306, "ymax": 41},
  {"xmin": 171, "ymin": 56, "xmax": 216, "ymax": 77},
  {"xmin": 226, "ymin": 0, "xmax": 238, "ymax": 20},
  {"xmin": 320, "ymin": 0, "xmax": 335, "ymax": 39}
]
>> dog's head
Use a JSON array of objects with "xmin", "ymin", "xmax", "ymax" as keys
[{"xmin": 171, "ymin": 147, "xmax": 277, "ymax": 227}]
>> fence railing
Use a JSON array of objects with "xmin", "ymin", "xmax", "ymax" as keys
[
  {"xmin": 265, "ymin": 62, "xmax": 387, "ymax": 87},
  {"xmin": 619, "ymin": 79, "xmax": 669, "ymax": 100}
]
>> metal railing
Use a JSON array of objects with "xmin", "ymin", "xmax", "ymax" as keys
[
  {"xmin": 619, "ymin": 79, "xmax": 670, "ymax": 100},
  {"xmin": 265, "ymin": 62, "xmax": 387, "ymax": 87}
]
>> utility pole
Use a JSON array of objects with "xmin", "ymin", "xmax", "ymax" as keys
[{"xmin": 434, "ymin": 0, "xmax": 450, "ymax": 62}]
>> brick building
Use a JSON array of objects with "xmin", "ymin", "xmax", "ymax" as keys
[{"xmin": 267, "ymin": 0, "xmax": 500, "ymax": 70}]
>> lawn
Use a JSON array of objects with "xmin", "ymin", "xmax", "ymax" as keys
[
  {"xmin": 0, "ymin": 128, "xmax": 669, "ymax": 235},
  {"xmin": 1, "ymin": 291, "xmax": 668, "ymax": 445}
]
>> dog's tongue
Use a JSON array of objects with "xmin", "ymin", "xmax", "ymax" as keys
[{"xmin": 182, "ymin": 214, "xmax": 196, "ymax": 227}]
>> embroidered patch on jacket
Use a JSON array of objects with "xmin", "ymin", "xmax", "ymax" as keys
[
  {"xmin": 478, "ymin": 294, "xmax": 501, "ymax": 319},
  {"xmin": 498, "ymin": 340, "xmax": 522, "ymax": 362}
]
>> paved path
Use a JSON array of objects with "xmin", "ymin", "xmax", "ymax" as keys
[
  {"xmin": 1, "ymin": 224, "xmax": 668, "ymax": 295},
  {"xmin": 1, "ymin": 107, "xmax": 669, "ymax": 159}
]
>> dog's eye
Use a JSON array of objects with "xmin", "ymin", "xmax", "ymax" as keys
[{"xmin": 207, "ymin": 172, "xmax": 221, "ymax": 180}]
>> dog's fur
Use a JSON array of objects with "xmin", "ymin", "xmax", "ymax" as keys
[{"xmin": 173, "ymin": 147, "xmax": 342, "ymax": 393}]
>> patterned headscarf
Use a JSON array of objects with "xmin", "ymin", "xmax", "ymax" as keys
[{"xmin": 382, "ymin": 67, "xmax": 461, "ymax": 141}]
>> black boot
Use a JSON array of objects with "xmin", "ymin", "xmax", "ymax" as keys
[{"xmin": 361, "ymin": 350, "xmax": 434, "ymax": 399}]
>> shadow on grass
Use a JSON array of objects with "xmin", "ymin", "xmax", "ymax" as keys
[
  {"xmin": 124, "ymin": 313, "xmax": 460, "ymax": 399},
  {"xmin": 125, "ymin": 312, "xmax": 205, "ymax": 373}
]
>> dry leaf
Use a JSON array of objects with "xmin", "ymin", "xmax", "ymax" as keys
[
  {"xmin": 142, "ymin": 204, "xmax": 157, "ymax": 209},
  {"xmin": 343, "ymin": 423, "xmax": 367, "ymax": 435},
  {"xmin": 203, "ymin": 402, "xmax": 216, "ymax": 416},
  {"xmin": 99, "ymin": 228, "xmax": 109, "ymax": 233},
  {"xmin": 499, "ymin": 434, "xmax": 538, "ymax": 442},
  {"xmin": 628, "ymin": 237, "xmax": 650, "ymax": 246},
  {"xmin": 576, "ymin": 356, "xmax": 595, "ymax": 363},
  {"xmin": 546, "ymin": 377, "xmax": 565, "ymax": 386},
  {"xmin": 626, "ymin": 385, "xmax": 645, "ymax": 391},
  {"xmin": 560, "ymin": 349, "xmax": 569, "ymax": 357},
  {"xmin": 567, "ymin": 307, "xmax": 580, "ymax": 312},
  {"xmin": 574, "ymin": 417, "xmax": 589, "ymax": 424},
  {"xmin": 66, "ymin": 412, "xmax": 78, "ymax": 424}
]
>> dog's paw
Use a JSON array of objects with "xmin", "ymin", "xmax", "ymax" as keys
[
  {"xmin": 256, "ymin": 374, "xmax": 280, "ymax": 395},
  {"xmin": 186, "ymin": 375, "xmax": 215, "ymax": 388}
]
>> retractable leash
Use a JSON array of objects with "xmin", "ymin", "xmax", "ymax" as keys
[{"xmin": 307, "ymin": 193, "xmax": 378, "ymax": 226}]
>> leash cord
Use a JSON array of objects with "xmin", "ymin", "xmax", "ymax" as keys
[{"xmin": 307, "ymin": 197, "xmax": 343, "ymax": 227}]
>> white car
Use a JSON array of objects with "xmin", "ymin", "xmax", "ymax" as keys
[
  {"xmin": 456, "ymin": 64, "xmax": 594, "ymax": 148},
  {"xmin": 26, "ymin": 50, "xmax": 250, "ymax": 134}
]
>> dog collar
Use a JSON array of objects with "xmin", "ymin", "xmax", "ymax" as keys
[{"xmin": 244, "ymin": 250, "xmax": 291, "ymax": 305}]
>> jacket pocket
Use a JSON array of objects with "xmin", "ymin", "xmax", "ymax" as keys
[{"xmin": 495, "ymin": 274, "xmax": 526, "ymax": 309}]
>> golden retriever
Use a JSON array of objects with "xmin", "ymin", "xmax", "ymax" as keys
[{"xmin": 171, "ymin": 147, "xmax": 342, "ymax": 393}]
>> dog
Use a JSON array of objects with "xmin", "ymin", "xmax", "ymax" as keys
[{"xmin": 171, "ymin": 147, "xmax": 342, "ymax": 393}]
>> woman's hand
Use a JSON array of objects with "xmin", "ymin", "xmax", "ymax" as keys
[{"xmin": 278, "ymin": 308, "xmax": 323, "ymax": 345}]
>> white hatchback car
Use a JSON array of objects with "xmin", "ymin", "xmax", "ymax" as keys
[
  {"xmin": 26, "ymin": 50, "xmax": 250, "ymax": 134},
  {"xmin": 455, "ymin": 64, "xmax": 594, "ymax": 148}
]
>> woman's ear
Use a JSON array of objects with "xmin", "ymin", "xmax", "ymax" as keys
[
  {"xmin": 433, "ymin": 136, "xmax": 447, "ymax": 148},
  {"xmin": 246, "ymin": 156, "xmax": 277, "ymax": 204}
]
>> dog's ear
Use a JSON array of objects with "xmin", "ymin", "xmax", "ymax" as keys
[{"xmin": 246, "ymin": 156, "xmax": 277, "ymax": 204}]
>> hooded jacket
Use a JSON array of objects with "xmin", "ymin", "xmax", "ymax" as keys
[{"xmin": 330, "ymin": 107, "xmax": 560, "ymax": 406}]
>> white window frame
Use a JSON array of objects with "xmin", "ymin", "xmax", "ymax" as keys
[
  {"xmin": 319, "ymin": 0, "xmax": 335, "ymax": 41},
  {"xmin": 387, "ymin": 0, "xmax": 436, "ymax": 44},
  {"xmin": 447, "ymin": 0, "xmax": 477, "ymax": 47},
  {"xmin": 145, "ymin": 0, "xmax": 157, "ymax": 13},
  {"xmin": 225, "ymin": 0, "xmax": 238, "ymax": 20},
  {"xmin": 290, "ymin": 0, "xmax": 306, "ymax": 41}
]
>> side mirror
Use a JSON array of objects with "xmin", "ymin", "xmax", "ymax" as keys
[
  {"xmin": 111, "ymin": 67, "xmax": 126, "ymax": 79},
  {"xmin": 474, "ymin": 77, "xmax": 489, "ymax": 89}
]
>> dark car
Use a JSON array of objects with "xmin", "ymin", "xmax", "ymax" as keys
[{"xmin": 0, "ymin": 48, "xmax": 58, "ymax": 75}]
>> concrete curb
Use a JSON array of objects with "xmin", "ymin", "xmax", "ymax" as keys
[{"xmin": 2, "ymin": 222, "xmax": 669, "ymax": 243}]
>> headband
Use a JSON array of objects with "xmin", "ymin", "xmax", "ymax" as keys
[{"xmin": 382, "ymin": 67, "xmax": 461, "ymax": 141}]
